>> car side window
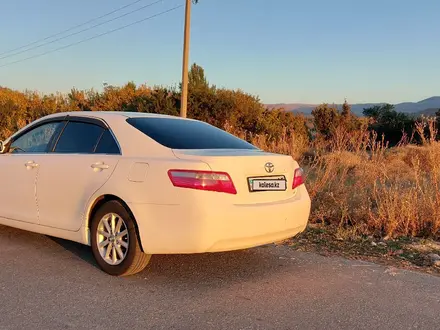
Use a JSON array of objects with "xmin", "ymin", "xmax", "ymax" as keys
[
  {"xmin": 95, "ymin": 130, "xmax": 120, "ymax": 154},
  {"xmin": 54, "ymin": 121, "xmax": 104, "ymax": 154},
  {"xmin": 9, "ymin": 122, "xmax": 62, "ymax": 154}
]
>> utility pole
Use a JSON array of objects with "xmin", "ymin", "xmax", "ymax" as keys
[{"xmin": 180, "ymin": 0, "xmax": 192, "ymax": 118}]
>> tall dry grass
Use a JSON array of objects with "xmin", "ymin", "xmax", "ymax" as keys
[{"xmin": 238, "ymin": 119, "xmax": 440, "ymax": 240}]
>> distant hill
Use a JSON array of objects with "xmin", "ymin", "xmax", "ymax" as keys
[
  {"xmin": 266, "ymin": 96, "xmax": 440, "ymax": 116},
  {"xmin": 418, "ymin": 108, "xmax": 440, "ymax": 116}
]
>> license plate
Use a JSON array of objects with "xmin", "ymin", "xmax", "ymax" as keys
[{"xmin": 248, "ymin": 176, "xmax": 287, "ymax": 192}]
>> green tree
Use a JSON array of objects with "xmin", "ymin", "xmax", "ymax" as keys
[
  {"xmin": 341, "ymin": 99, "xmax": 351, "ymax": 118},
  {"xmin": 312, "ymin": 103, "xmax": 340, "ymax": 138},
  {"xmin": 339, "ymin": 99, "xmax": 363, "ymax": 132},
  {"xmin": 436, "ymin": 109, "xmax": 440, "ymax": 128},
  {"xmin": 363, "ymin": 103, "xmax": 395, "ymax": 121},
  {"xmin": 363, "ymin": 104, "xmax": 417, "ymax": 146},
  {"xmin": 188, "ymin": 63, "xmax": 210, "ymax": 91}
]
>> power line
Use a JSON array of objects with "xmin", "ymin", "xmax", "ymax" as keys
[
  {"xmin": 0, "ymin": 0, "xmax": 166, "ymax": 61},
  {"xmin": 0, "ymin": 4, "xmax": 183, "ymax": 69},
  {"xmin": 0, "ymin": 0, "xmax": 147, "ymax": 57}
]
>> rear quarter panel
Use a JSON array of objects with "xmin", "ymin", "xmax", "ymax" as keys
[{"xmin": 84, "ymin": 155, "xmax": 219, "ymax": 226}]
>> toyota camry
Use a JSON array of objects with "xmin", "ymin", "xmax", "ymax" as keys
[{"xmin": 0, "ymin": 111, "xmax": 311, "ymax": 276}]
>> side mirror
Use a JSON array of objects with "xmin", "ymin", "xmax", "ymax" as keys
[{"xmin": 0, "ymin": 141, "xmax": 5, "ymax": 154}]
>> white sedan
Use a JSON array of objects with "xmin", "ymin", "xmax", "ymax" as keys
[{"xmin": 0, "ymin": 112, "xmax": 311, "ymax": 276}]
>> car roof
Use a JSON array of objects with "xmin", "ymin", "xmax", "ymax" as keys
[{"xmin": 42, "ymin": 111, "xmax": 195, "ymax": 122}]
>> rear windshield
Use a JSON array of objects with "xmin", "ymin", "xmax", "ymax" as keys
[{"xmin": 126, "ymin": 117, "xmax": 258, "ymax": 150}]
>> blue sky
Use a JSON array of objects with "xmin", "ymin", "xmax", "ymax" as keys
[{"xmin": 0, "ymin": 0, "xmax": 439, "ymax": 104}]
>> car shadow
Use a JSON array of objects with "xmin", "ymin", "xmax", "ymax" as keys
[
  {"xmin": 48, "ymin": 236, "xmax": 100, "ymax": 269},
  {"xmin": 142, "ymin": 246, "xmax": 290, "ymax": 287},
  {"xmin": 2, "ymin": 224, "xmax": 298, "ymax": 288},
  {"xmin": 0, "ymin": 226, "xmax": 296, "ymax": 288},
  {"xmin": 49, "ymin": 234, "xmax": 295, "ymax": 288}
]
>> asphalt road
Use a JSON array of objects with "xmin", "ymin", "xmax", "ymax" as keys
[{"xmin": 1, "ymin": 224, "xmax": 439, "ymax": 330}]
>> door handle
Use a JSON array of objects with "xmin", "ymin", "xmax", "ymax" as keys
[
  {"xmin": 91, "ymin": 162, "xmax": 109, "ymax": 171},
  {"xmin": 24, "ymin": 161, "xmax": 39, "ymax": 169}
]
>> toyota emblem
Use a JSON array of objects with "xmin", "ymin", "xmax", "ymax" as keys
[{"xmin": 264, "ymin": 162, "xmax": 274, "ymax": 173}]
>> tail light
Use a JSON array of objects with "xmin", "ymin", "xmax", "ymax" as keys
[
  {"xmin": 293, "ymin": 167, "xmax": 305, "ymax": 189},
  {"xmin": 168, "ymin": 169, "xmax": 237, "ymax": 194}
]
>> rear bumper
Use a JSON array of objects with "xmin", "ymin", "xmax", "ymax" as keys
[{"xmin": 128, "ymin": 186, "xmax": 311, "ymax": 254}]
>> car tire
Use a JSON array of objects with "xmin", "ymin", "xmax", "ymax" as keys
[{"xmin": 90, "ymin": 200, "xmax": 151, "ymax": 276}]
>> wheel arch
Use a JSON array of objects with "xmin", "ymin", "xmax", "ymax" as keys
[{"xmin": 86, "ymin": 194, "xmax": 145, "ymax": 252}]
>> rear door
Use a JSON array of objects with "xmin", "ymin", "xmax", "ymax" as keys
[{"xmin": 36, "ymin": 118, "xmax": 121, "ymax": 231}]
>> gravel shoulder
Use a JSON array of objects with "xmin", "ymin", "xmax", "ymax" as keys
[{"xmin": 288, "ymin": 224, "xmax": 440, "ymax": 276}]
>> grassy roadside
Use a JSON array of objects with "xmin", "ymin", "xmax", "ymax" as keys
[
  {"xmin": 245, "ymin": 122, "xmax": 440, "ymax": 276},
  {"xmin": 282, "ymin": 224, "xmax": 440, "ymax": 276}
]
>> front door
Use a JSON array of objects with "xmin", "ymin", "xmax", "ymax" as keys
[
  {"xmin": 0, "ymin": 121, "xmax": 64, "ymax": 224},
  {"xmin": 36, "ymin": 120, "xmax": 121, "ymax": 231}
]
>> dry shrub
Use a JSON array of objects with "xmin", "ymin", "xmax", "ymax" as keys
[
  {"xmin": 244, "ymin": 120, "xmax": 440, "ymax": 240},
  {"xmin": 225, "ymin": 123, "xmax": 310, "ymax": 161},
  {"xmin": 306, "ymin": 126, "xmax": 440, "ymax": 239},
  {"xmin": 370, "ymin": 145, "xmax": 440, "ymax": 238},
  {"xmin": 251, "ymin": 129, "xmax": 309, "ymax": 161}
]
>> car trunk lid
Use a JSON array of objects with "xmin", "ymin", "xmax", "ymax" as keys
[{"xmin": 172, "ymin": 149, "xmax": 299, "ymax": 204}]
